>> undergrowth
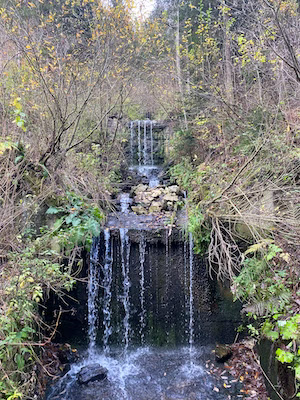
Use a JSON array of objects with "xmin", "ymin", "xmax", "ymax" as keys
[
  {"xmin": 233, "ymin": 242, "xmax": 300, "ymax": 396},
  {"xmin": 168, "ymin": 119, "xmax": 300, "ymax": 395},
  {"xmin": 0, "ymin": 193, "xmax": 104, "ymax": 399}
]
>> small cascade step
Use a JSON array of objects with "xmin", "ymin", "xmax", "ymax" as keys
[{"xmin": 129, "ymin": 119, "xmax": 167, "ymax": 167}]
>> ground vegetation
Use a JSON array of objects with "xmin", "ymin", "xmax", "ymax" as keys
[{"xmin": 0, "ymin": 0, "xmax": 299, "ymax": 398}]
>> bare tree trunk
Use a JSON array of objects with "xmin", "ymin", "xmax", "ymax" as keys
[
  {"xmin": 185, "ymin": 41, "xmax": 191, "ymax": 96},
  {"xmin": 256, "ymin": 67, "xmax": 263, "ymax": 106},
  {"xmin": 222, "ymin": 0, "xmax": 234, "ymax": 105},
  {"xmin": 175, "ymin": 6, "xmax": 188, "ymax": 130}
]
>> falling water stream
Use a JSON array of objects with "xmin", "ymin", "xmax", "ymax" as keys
[
  {"xmin": 120, "ymin": 228, "xmax": 131, "ymax": 353},
  {"xmin": 87, "ymin": 237, "xmax": 100, "ymax": 358},
  {"xmin": 137, "ymin": 120, "xmax": 141, "ymax": 166},
  {"xmin": 102, "ymin": 229, "xmax": 113, "ymax": 354},
  {"xmin": 46, "ymin": 120, "xmax": 243, "ymax": 400},
  {"xmin": 189, "ymin": 232, "xmax": 195, "ymax": 362},
  {"xmin": 139, "ymin": 232, "xmax": 146, "ymax": 344}
]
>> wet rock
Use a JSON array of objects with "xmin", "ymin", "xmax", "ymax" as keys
[
  {"xmin": 149, "ymin": 201, "xmax": 163, "ymax": 213},
  {"xmin": 133, "ymin": 184, "xmax": 148, "ymax": 194},
  {"xmin": 215, "ymin": 344, "xmax": 233, "ymax": 363},
  {"xmin": 57, "ymin": 344, "xmax": 78, "ymax": 365},
  {"xmin": 167, "ymin": 185, "xmax": 180, "ymax": 194},
  {"xmin": 77, "ymin": 364, "xmax": 108, "ymax": 385},
  {"xmin": 163, "ymin": 193, "xmax": 179, "ymax": 202},
  {"xmin": 165, "ymin": 201, "xmax": 175, "ymax": 211},
  {"xmin": 132, "ymin": 205, "xmax": 148, "ymax": 215},
  {"xmin": 134, "ymin": 192, "xmax": 153, "ymax": 205},
  {"xmin": 150, "ymin": 188, "xmax": 164, "ymax": 198}
]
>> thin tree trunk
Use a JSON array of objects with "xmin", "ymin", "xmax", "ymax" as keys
[
  {"xmin": 175, "ymin": 6, "xmax": 188, "ymax": 130},
  {"xmin": 222, "ymin": 0, "xmax": 234, "ymax": 104}
]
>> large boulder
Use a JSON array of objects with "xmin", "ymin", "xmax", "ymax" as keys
[{"xmin": 77, "ymin": 364, "xmax": 108, "ymax": 385}]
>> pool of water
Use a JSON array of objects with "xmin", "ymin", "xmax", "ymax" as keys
[{"xmin": 46, "ymin": 346, "xmax": 244, "ymax": 400}]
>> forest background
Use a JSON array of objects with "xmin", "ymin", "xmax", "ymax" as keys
[{"xmin": 0, "ymin": 0, "xmax": 299, "ymax": 398}]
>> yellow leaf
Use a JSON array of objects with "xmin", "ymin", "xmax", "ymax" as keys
[
  {"xmin": 244, "ymin": 239, "xmax": 274, "ymax": 256},
  {"xmin": 279, "ymin": 253, "xmax": 290, "ymax": 263}
]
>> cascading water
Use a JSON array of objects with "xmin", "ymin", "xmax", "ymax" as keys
[
  {"xmin": 46, "ymin": 119, "xmax": 243, "ymax": 400},
  {"xmin": 130, "ymin": 121, "xmax": 134, "ymax": 164},
  {"xmin": 87, "ymin": 236, "xmax": 100, "ymax": 357},
  {"xmin": 138, "ymin": 120, "xmax": 141, "ymax": 166},
  {"xmin": 189, "ymin": 232, "xmax": 194, "ymax": 360},
  {"xmin": 120, "ymin": 228, "xmax": 131, "ymax": 352},
  {"xmin": 183, "ymin": 236, "xmax": 188, "ymax": 335},
  {"xmin": 150, "ymin": 120, "xmax": 154, "ymax": 166},
  {"xmin": 164, "ymin": 229, "xmax": 170, "ymax": 340},
  {"xmin": 120, "ymin": 193, "xmax": 131, "ymax": 214},
  {"xmin": 143, "ymin": 120, "xmax": 148, "ymax": 165},
  {"xmin": 129, "ymin": 120, "xmax": 161, "ymax": 187},
  {"xmin": 139, "ymin": 232, "xmax": 146, "ymax": 344},
  {"xmin": 102, "ymin": 229, "xmax": 113, "ymax": 354}
]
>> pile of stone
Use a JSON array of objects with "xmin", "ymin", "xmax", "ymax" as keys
[{"xmin": 131, "ymin": 184, "xmax": 182, "ymax": 215}]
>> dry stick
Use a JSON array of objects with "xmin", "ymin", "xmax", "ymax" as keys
[
  {"xmin": 46, "ymin": 309, "xmax": 62, "ymax": 344},
  {"xmin": 251, "ymin": 349, "xmax": 285, "ymax": 400},
  {"xmin": 206, "ymin": 142, "xmax": 264, "ymax": 207}
]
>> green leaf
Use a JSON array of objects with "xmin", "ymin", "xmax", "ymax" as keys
[
  {"xmin": 244, "ymin": 239, "xmax": 273, "ymax": 256},
  {"xmin": 280, "ymin": 318, "xmax": 299, "ymax": 340},
  {"xmin": 72, "ymin": 217, "xmax": 81, "ymax": 227},
  {"xmin": 295, "ymin": 365, "xmax": 300, "ymax": 380},
  {"xmin": 93, "ymin": 207, "xmax": 103, "ymax": 220},
  {"xmin": 14, "ymin": 155, "xmax": 24, "ymax": 164},
  {"xmin": 46, "ymin": 206, "xmax": 61, "ymax": 215},
  {"xmin": 15, "ymin": 354, "xmax": 25, "ymax": 371},
  {"xmin": 7, "ymin": 391, "xmax": 22, "ymax": 400},
  {"xmin": 276, "ymin": 348, "xmax": 294, "ymax": 363},
  {"xmin": 65, "ymin": 214, "xmax": 74, "ymax": 224},
  {"xmin": 53, "ymin": 217, "xmax": 64, "ymax": 230},
  {"xmin": 262, "ymin": 321, "xmax": 279, "ymax": 341}
]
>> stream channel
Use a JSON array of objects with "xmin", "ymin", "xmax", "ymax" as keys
[{"xmin": 45, "ymin": 120, "xmax": 244, "ymax": 400}]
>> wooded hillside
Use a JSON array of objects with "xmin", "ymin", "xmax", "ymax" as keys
[{"xmin": 0, "ymin": 0, "xmax": 299, "ymax": 398}]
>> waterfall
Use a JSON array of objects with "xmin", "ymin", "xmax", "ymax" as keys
[
  {"xmin": 130, "ymin": 121, "xmax": 134, "ymax": 164},
  {"xmin": 165, "ymin": 229, "xmax": 170, "ymax": 339},
  {"xmin": 120, "ymin": 193, "xmax": 131, "ymax": 214},
  {"xmin": 88, "ymin": 237, "xmax": 100, "ymax": 357},
  {"xmin": 143, "ymin": 120, "xmax": 148, "ymax": 165},
  {"xmin": 183, "ymin": 237, "xmax": 188, "ymax": 335},
  {"xmin": 102, "ymin": 229, "xmax": 113, "ymax": 354},
  {"xmin": 189, "ymin": 232, "xmax": 194, "ymax": 358},
  {"xmin": 138, "ymin": 120, "xmax": 141, "ymax": 166},
  {"xmin": 150, "ymin": 120, "xmax": 154, "ymax": 166},
  {"xmin": 129, "ymin": 120, "xmax": 156, "ymax": 168},
  {"xmin": 120, "ymin": 228, "xmax": 131, "ymax": 352},
  {"xmin": 139, "ymin": 232, "xmax": 146, "ymax": 343}
]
